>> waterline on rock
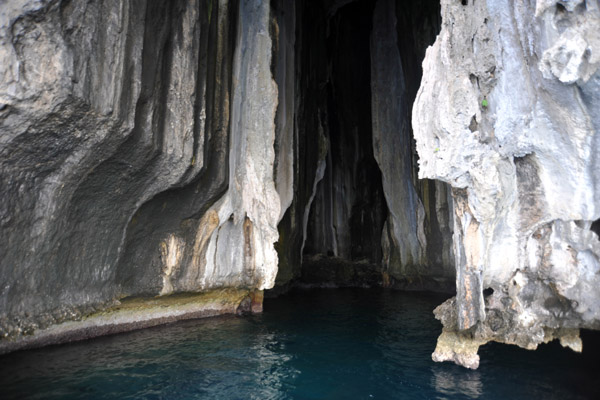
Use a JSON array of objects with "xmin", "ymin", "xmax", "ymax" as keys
[{"xmin": 0, "ymin": 289, "xmax": 597, "ymax": 399}]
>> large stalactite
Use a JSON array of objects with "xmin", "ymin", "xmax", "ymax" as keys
[{"xmin": 414, "ymin": 0, "xmax": 600, "ymax": 368}]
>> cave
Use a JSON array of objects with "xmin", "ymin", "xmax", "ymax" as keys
[
  {"xmin": 2, "ymin": 0, "xmax": 600, "ymax": 393},
  {"xmin": 0, "ymin": 0, "xmax": 452, "ymax": 344},
  {"xmin": 271, "ymin": 0, "xmax": 454, "ymax": 292},
  {"xmin": 299, "ymin": 0, "xmax": 387, "ymax": 271}
]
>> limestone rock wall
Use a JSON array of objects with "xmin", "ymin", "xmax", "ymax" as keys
[
  {"xmin": 414, "ymin": 0, "xmax": 600, "ymax": 368},
  {"xmin": 0, "ymin": 0, "xmax": 283, "ymax": 338},
  {"xmin": 371, "ymin": 0, "xmax": 454, "ymax": 289},
  {"xmin": 371, "ymin": 0, "xmax": 426, "ymax": 278}
]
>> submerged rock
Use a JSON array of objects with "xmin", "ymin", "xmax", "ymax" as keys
[
  {"xmin": 414, "ymin": 0, "xmax": 600, "ymax": 368},
  {"xmin": 0, "ymin": 288, "xmax": 257, "ymax": 355}
]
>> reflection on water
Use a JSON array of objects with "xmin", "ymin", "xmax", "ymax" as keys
[
  {"xmin": 249, "ymin": 332, "xmax": 300, "ymax": 398},
  {"xmin": 431, "ymin": 367, "xmax": 483, "ymax": 399},
  {"xmin": 0, "ymin": 288, "xmax": 598, "ymax": 400}
]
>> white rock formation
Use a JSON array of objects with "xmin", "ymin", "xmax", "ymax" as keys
[
  {"xmin": 185, "ymin": 0, "xmax": 281, "ymax": 292},
  {"xmin": 414, "ymin": 0, "xmax": 600, "ymax": 368}
]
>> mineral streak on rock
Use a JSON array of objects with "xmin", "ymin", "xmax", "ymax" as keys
[
  {"xmin": 2, "ymin": 0, "xmax": 599, "ymax": 368},
  {"xmin": 414, "ymin": 0, "xmax": 600, "ymax": 368},
  {"xmin": 285, "ymin": 0, "xmax": 454, "ymax": 293},
  {"xmin": 0, "ymin": 0, "xmax": 281, "ymax": 341},
  {"xmin": 370, "ymin": 0, "xmax": 455, "ymax": 291},
  {"xmin": 0, "ymin": 0, "xmax": 452, "ymax": 347},
  {"xmin": 371, "ymin": 0, "xmax": 427, "ymax": 277},
  {"xmin": 194, "ymin": 0, "xmax": 281, "ymax": 293}
]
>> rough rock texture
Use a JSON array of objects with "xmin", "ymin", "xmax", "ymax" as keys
[
  {"xmin": 1, "ymin": 0, "xmax": 593, "ymax": 367},
  {"xmin": 271, "ymin": 0, "xmax": 305, "ymax": 289},
  {"xmin": 372, "ymin": 0, "xmax": 426, "ymax": 278},
  {"xmin": 0, "ymin": 0, "xmax": 281, "ymax": 339},
  {"xmin": 174, "ymin": 0, "xmax": 280, "ymax": 293},
  {"xmin": 414, "ymin": 0, "xmax": 600, "ymax": 368},
  {"xmin": 299, "ymin": 0, "xmax": 388, "ymax": 265},
  {"xmin": 273, "ymin": 0, "xmax": 389, "ymax": 288},
  {"xmin": 371, "ymin": 0, "xmax": 454, "ymax": 290},
  {"xmin": 1, "ymin": 0, "xmax": 457, "ymax": 345},
  {"xmin": 0, "ymin": 288, "xmax": 256, "ymax": 355}
]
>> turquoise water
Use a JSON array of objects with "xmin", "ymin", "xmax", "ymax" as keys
[{"xmin": 0, "ymin": 288, "xmax": 598, "ymax": 399}]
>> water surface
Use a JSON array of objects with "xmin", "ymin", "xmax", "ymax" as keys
[{"xmin": 0, "ymin": 288, "xmax": 598, "ymax": 399}]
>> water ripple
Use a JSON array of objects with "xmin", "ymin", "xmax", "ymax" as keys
[{"xmin": 0, "ymin": 289, "xmax": 598, "ymax": 399}]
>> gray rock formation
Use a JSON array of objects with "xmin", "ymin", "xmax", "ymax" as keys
[
  {"xmin": 372, "ymin": 0, "xmax": 426, "ymax": 278},
  {"xmin": 177, "ymin": 0, "xmax": 280, "ymax": 294},
  {"xmin": 285, "ymin": 0, "xmax": 455, "ymax": 292},
  {"xmin": 371, "ymin": 0, "xmax": 454, "ymax": 288},
  {"xmin": 414, "ymin": 0, "xmax": 600, "ymax": 368},
  {"xmin": 0, "ymin": 0, "xmax": 282, "ymax": 340},
  {"xmin": 5, "ymin": 0, "xmax": 595, "ymax": 369},
  {"xmin": 0, "ymin": 0, "xmax": 454, "ymax": 345},
  {"xmin": 0, "ymin": 0, "xmax": 454, "ymax": 348}
]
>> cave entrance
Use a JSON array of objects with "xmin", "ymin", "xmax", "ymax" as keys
[
  {"xmin": 272, "ymin": 0, "xmax": 453, "ymax": 292},
  {"xmin": 299, "ymin": 0, "xmax": 386, "ymax": 285}
]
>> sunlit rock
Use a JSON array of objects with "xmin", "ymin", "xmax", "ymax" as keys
[{"xmin": 414, "ymin": 0, "xmax": 600, "ymax": 368}]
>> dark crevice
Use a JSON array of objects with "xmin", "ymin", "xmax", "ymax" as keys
[
  {"xmin": 300, "ymin": 0, "xmax": 386, "ymax": 266},
  {"xmin": 591, "ymin": 219, "xmax": 600, "ymax": 236},
  {"xmin": 469, "ymin": 115, "xmax": 478, "ymax": 132},
  {"xmin": 271, "ymin": 0, "xmax": 448, "ymax": 292}
]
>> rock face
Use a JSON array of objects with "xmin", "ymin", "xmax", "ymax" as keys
[
  {"xmin": 5, "ymin": 0, "xmax": 597, "ymax": 369},
  {"xmin": 371, "ymin": 0, "xmax": 454, "ymax": 289},
  {"xmin": 414, "ymin": 0, "xmax": 600, "ymax": 368},
  {"xmin": 1, "ymin": 0, "xmax": 454, "ymax": 343},
  {"xmin": 0, "ymin": 0, "xmax": 281, "ymax": 339},
  {"xmin": 278, "ymin": 0, "xmax": 455, "ymax": 292}
]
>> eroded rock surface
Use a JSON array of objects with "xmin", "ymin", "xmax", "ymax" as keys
[
  {"xmin": 371, "ymin": 0, "xmax": 454, "ymax": 290},
  {"xmin": 0, "ymin": 0, "xmax": 453, "ymax": 346},
  {"xmin": 0, "ymin": 0, "xmax": 281, "ymax": 339},
  {"xmin": 282, "ymin": 0, "xmax": 455, "ymax": 292},
  {"xmin": 5, "ymin": 0, "xmax": 595, "ymax": 367},
  {"xmin": 414, "ymin": 0, "xmax": 600, "ymax": 368}
]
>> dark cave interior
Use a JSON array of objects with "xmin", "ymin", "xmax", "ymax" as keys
[
  {"xmin": 271, "ymin": 0, "xmax": 451, "ymax": 291},
  {"xmin": 300, "ymin": 0, "xmax": 387, "ymax": 264}
]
